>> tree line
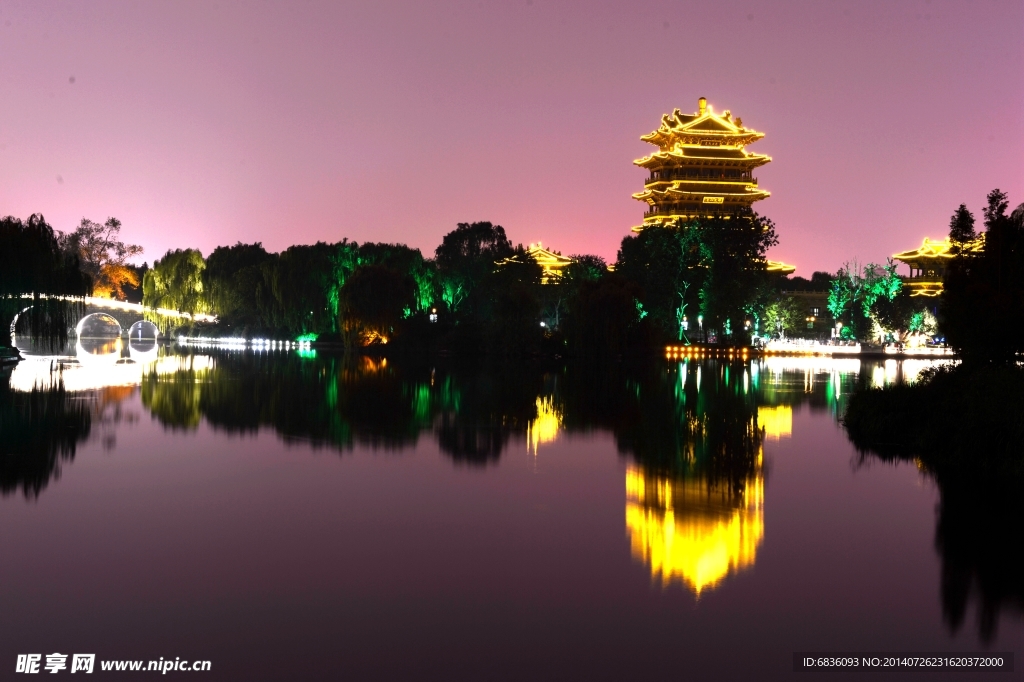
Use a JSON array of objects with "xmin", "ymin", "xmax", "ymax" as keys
[
  {"xmin": 11, "ymin": 196, "xmax": 1019, "ymax": 356},
  {"xmin": 134, "ymin": 212, "xmax": 791, "ymax": 356}
]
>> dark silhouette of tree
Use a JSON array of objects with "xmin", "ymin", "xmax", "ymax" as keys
[
  {"xmin": 782, "ymin": 271, "xmax": 833, "ymax": 292},
  {"xmin": 563, "ymin": 274, "xmax": 643, "ymax": 361},
  {"xmin": 434, "ymin": 222, "xmax": 514, "ymax": 315},
  {"xmin": 0, "ymin": 214, "xmax": 91, "ymax": 349},
  {"xmin": 354, "ymin": 242, "xmax": 435, "ymax": 313},
  {"xmin": 0, "ymin": 378, "xmax": 92, "ymax": 498},
  {"xmin": 203, "ymin": 242, "xmax": 276, "ymax": 328},
  {"xmin": 941, "ymin": 190, "xmax": 1024, "ymax": 364},
  {"xmin": 616, "ymin": 225, "xmax": 695, "ymax": 340},
  {"xmin": 692, "ymin": 214, "xmax": 778, "ymax": 344},
  {"xmin": 259, "ymin": 243, "xmax": 340, "ymax": 337},
  {"xmin": 340, "ymin": 265, "xmax": 417, "ymax": 347},
  {"xmin": 948, "ymin": 203, "xmax": 977, "ymax": 252}
]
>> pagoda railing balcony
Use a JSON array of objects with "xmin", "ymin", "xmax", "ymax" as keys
[
  {"xmin": 647, "ymin": 175, "xmax": 757, "ymax": 185},
  {"xmin": 644, "ymin": 207, "xmax": 732, "ymax": 219}
]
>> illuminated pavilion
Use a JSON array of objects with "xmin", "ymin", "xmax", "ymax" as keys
[
  {"xmin": 632, "ymin": 97, "xmax": 771, "ymax": 231},
  {"xmin": 498, "ymin": 242, "xmax": 575, "ymax": 285},
  {"xmin": 625, "ymin": 463, "xmax": 764, "ymax": 595},
  {"xmin": 892, "ymin": 236, "xmax": 984, "ymax": 297}
]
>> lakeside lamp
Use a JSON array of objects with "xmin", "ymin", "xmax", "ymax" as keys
[{"xmin": 682, "ymin": 316, "xmax": 689, "ymax": 331}]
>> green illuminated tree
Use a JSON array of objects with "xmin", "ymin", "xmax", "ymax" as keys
[
  {"xmin": 762, "ymin": 295, "xmax": 802, "ymax": 338},
  {"xmin": 827, "ymin": 260, "xmax": 902, "ymax": 341},
  {"xmin": 143, "ymin": 248, "xmax": 207, "ymax": 317}
]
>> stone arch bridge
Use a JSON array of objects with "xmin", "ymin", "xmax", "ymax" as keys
[{"xmin": 9, "ymin": 295, "xmax": 216, "ymax": 337}]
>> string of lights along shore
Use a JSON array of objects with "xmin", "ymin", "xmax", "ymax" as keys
[{"xmin": 633, "ymin": 96, "xmax": 771, "ymax": 231}]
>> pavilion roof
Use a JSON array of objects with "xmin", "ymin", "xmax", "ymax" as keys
[
  {"xmin": 892, "ymin": 236, "xmax": 984, "ymax": 264},
  {"xmin": 641, "ymin": 99, "xmax": 765, "ymax": 150},
  {"xmin": 524, "ymin": 243, "xmax": 574, "ymax": 267},
  {"xmin": 766, "ymin": 260, "xmax": 796, "ymax": 275}
]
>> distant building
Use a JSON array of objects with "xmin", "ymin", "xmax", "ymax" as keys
[
  {"xmin": 766, "ymin": 261, "xmax": 796, "ymax": 276},
  {"xmin": 892, "ymin": 236, "xmax": 984, "ymax": 297},
  {"xmin": 632, "ymin": 97, "xmax": 771, "ymax": 231},
  {"xmin": 497, "ymin": 242, "xmax": 574, "ymax": 285}
]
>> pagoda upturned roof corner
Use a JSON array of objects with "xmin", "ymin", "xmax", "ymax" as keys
[{"xmin": 640, "ymin": 98, "xmax": 765, "ymax": 150}]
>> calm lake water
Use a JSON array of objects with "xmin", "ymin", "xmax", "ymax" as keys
[{"xmin": 1, "ymin": 341, "xmax": 1021, "ymax": 681}]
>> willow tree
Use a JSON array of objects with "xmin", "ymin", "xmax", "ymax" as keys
[
  {"xmin": 0, "ymin": 214, "xmax": 91, "ymax": 349},
  {"xmin": 143, "ymin": 249, "xmax": 207, "ymax": 328}
]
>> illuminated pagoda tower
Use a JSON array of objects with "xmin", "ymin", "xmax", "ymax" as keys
[{"xmin": 633, "ymin": 97, "xmax": 771, "ymax": 232}]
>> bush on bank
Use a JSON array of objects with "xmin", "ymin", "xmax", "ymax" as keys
[{"xmin": 843, "ymin": 364, "xmax": 1024, "ymax": 479}]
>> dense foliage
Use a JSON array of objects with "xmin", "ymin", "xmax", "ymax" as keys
[
  {"xmin": 0, "ymin": 214, "xmax": 92, "ymax": 349},
  {"xmin": 61, "ymin": 218, "xmax": 143, "ymax": 300},
  {"xmin": 615, "ymin": 213, "xmax": 779, "ymax": 345},
  {"xmin": 4, "ymin": 208, "xmax": 790, "ymax": 355},
  {"xmin": 941, "ymin": 190, "xmax": 1024, "ymax": 364}
]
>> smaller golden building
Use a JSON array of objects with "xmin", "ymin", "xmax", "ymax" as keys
[
  {"xmin": 893, "ymin": 236, "xmax": 984, "ymax": 297},
  {"xmin": 498, "ymin": 243, "xmax": 575, "ymax": 284}
]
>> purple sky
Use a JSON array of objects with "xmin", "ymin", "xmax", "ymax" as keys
[{"xmin": 1, "ymin": 0, "xmax": 1021, "ymax": 275}]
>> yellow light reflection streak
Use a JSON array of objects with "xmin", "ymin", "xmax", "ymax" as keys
[
  {"xmin": 625, "ymin": 465, "xmax": 764, "ymax": 595},
  {"xmin": 527, "ymin": 396, "xmax": 562, "ymax": 456},
  {"xmin": 757, "ymin": 405, "xmax": 792, "ymax": 441}
]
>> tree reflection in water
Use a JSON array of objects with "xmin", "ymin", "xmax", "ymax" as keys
[
  {"xmin": 561, "ymin": 361, "xmax": 766, "ymax": 593},
  {"xmin": 0, "ymin": 374, "xmax": 91, "ymax": 498},
  {"xmin": 850, "ymin": 441, "xmax": 1024, "ymax": 643},
  {"xmin": 5, "ymin": 350, "xmax": 1020, "ymax": 636}
]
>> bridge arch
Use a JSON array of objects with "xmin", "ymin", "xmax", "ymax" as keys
[
  {"xmin": 9, "ymin": 306, "xmax": 33, "ymax": 335},
  {"xmin": 75, "ymin": 312, "xmax": 123, "ymax": 339},
  {"xmin": 128, "ymin": 320, "xmax": 160, "ymax": 341}
]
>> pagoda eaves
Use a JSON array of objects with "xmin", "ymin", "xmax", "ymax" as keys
[{"xmin": 892, "ymin": 235, "xmax": 984, "ymax": 297}]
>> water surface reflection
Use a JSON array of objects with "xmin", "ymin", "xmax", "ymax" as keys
[
  {"xmin": 625, "ymin": 464, "xmax": 764, "ymax": 594},
  {"xmin": 5, "ymin": 344, "xmax": 1018, "ymax": 653}
]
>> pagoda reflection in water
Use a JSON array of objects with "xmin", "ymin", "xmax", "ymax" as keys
[{"xmin": 625, "ymin": 463, "xmax": 764, "ymax": 595}]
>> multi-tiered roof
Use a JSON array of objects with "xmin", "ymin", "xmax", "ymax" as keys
[
  {"xmin": 893, "ymin": 236, "xmax": 984, "ymax": 297},
  {"xmin": 633, "ymin": 97, "xmax": 771, "ymax": 231}
]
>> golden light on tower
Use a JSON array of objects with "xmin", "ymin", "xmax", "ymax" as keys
[
  {"xmin": 632, "ymin": 97, "xmax": 772, "ymax": 232},
  {"xmin": 624, "ymin": 464, "xmax": 764, "ymax": 595}
]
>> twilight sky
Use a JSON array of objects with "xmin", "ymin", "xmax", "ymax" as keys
[{"xmin": 0, "ymin": 0, "xmax": 1021, "ymax": 275}]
